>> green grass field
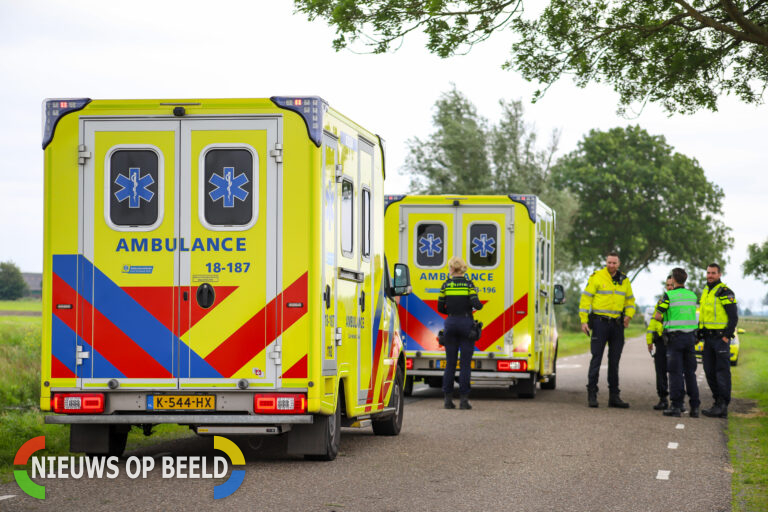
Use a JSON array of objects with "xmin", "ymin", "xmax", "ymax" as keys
[
  {"xmin": 729, "ymin": 331, "xmax": 768, "ymax": 511},
  {"xmin": 0, "ymin": 298, "xmax": 42, "ymax": 312},
  {"xmin": 558, "ymin": 321, "xmax": 645, "ymax": 358}
]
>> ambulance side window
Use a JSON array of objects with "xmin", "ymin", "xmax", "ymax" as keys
[
  {"xmin": 468, "ymin": 223, "xmax": 498, "ymax": 268},
  {"xmin": 361, "ymin": 188, "xmax": 371, "ymax": 260},
  {"xmin": 341, "ymin": 179, "xmax": 353, "ymax": 255},
  {"xmin": 108, "ymin": 149, "xmax": 160, "ymax": 228},
  {"xmin": 202, "ymin": 147, "xmax": 255, "ymax": 228},
  {"xmin": 416, "ymin": 223, "xmax": 445, "ymax": 268}
]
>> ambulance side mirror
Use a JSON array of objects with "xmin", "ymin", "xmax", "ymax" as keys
[
  {"xmin": 553, "ymin": 284, "xmax": 565, "ymax": 305},
  {"xmin": 392, "ymin": 263, "xmax": 412, "ymax": 297}
]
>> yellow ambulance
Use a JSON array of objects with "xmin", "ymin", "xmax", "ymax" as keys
[
  {"xmin": 40, "ymin": 97, "xmax": 411, "ymax": 460},
  {"xmin": 384, "ymin": 195, "xmax": 563, "ymax": 398}
]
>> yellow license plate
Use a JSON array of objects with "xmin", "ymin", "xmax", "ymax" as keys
[
  {"xmin": 438, "ymin": 360, "xmax": 476, "ymax": 369},
  {"xmin": 150, "ymin": 395, "xmax": 215, "ymax": 410}
]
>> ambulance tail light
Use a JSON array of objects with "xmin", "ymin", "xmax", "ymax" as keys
[
  {"xmin": 42, "ymin": 98, "xmax": 91, "ymax": 149},
  {"xmin": 51, "ymin": 393, "xmax": 105, "ymax": 414},
  {"xmin": 406, "ymin": 358, "xmax": 414, "ymax": 370},
  {"xmin": 497, "ymin": 360, "xmax": 528, "ymax": 372},
  {"xmin": 253, "ymin": 393, "xmax": 307, "ymax": 414}
]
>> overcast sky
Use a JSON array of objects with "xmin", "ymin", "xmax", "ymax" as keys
[{"xmin": 1, "ymin": 0, "xmax": 766, "ymax": 311}]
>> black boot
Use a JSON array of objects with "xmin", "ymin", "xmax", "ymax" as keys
[
  {"xmin": 663, "ymin": 406, "xmax": 682, "ymax": 417},
  {"xmin": 702, "ymin": 400, "xmax": 728, "ymax": 418},
  {"xmin": 459, "ymin": 394, "xmax": 472, "ymax": 410},
  {"xmin": 653, "ymin": 398, "xmax": 669, "ymax": 410},
  {"xmin": 587, "ymin": 389, "xmax": 598, "ymax": 408},
  {"xmin": 608, "ymin": 393, "xmax": 630, "ymax": 409},
  {"xmin": 689, "ymin": 405, "xmax": 700, "ymax": 418},
  {"xmin": 444, "ymin": 393, "xmax": 455, "ymax": 409}
]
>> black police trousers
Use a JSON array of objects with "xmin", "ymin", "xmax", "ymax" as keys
[
  {"xmin": 442, "ymin": 316, "xmax": 475, "ymax": 395},
  {"xmin": 701, "ymin": 332, "xmax": 731, "ymax": 405},
  {"xmin": 666, "ymin": 332, "xmax": 700, "ymax": 409},
  {"xmin": 652, "ymin": 337, "xmax": 669, "ymax": 399},
  {"xmin": 587, "ymin": 316, "xmax": 624, "ymax": 393}
]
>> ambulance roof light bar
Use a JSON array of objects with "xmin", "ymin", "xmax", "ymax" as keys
[
  {"xmin": 271, "ymin": 96, "xmax": 328, "ymax": 148},
  {"xmin": 508, "ymin": 194, "xmax": 537, "ymax": 223},
  {"xmin": 42, "ymin": 98, "xmax": 91, "ymax": 149}
]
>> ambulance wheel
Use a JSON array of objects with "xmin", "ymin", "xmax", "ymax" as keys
[
  {"xmin": 404, "ymin": 375, "xmax": 414, "ymax": 396},
  {"xmin": 304, "ymin": 400, "xmax": 341, "ymax": 461},
  {"xmin": 516, "ymin": 375, "xmax": 538, "ymax": 399},
  {"xmin": 75, "ymin": 425, "xmax": 128, "ymax": 457},
  {"xmin": 372, "ymin": 367, "xmax": 404, "ymax": 436}
]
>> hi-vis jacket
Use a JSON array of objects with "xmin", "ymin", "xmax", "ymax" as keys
[
  {"xmin": 699, "ymin": 281, "xmax": 738, "ymax": 337},
  {"xmin": 646, "ymin": 302, "xmax": 664, "ymax": 346},
  {"xmin": 437, "ymin": 276, "xmax": 483, "ymax": 316},
  {"xmin": 579, "ymin": 268, "xmax": 636, "ymax": 324}
]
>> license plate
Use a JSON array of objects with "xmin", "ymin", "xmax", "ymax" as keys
[
  {"xmin": 438, "ymin": 360, "xmax": 476, "ymax": 369},
  {"xmin": 148, "ymin": 395, "xmax": 215, "ymax": 410}
]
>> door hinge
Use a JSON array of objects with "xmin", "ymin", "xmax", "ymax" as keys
[
  {"xmin": 76, "ymin": 345, "xmax": 90, "ymax": 366},
  {"xmin": 269, "ymin": 143, "xmax": 283, "ymax": 163},
  {"xmin": 335, "ymin": 164, "xmax": 343, "ymax": 182},
  {"xmin": 269, "ymin": 344, "xmax": 282, "ymax": 365},
  {"xmin": 399, "ymin": 222, "xmax": 406, "ymax": 232},
  {"xmin": 508, "ymin": 224, "xmax": 514, "ymax": 233},
  {"xmin": 335, "ymin": 327, "xmax": 343, "ymax": 346},
  {"xmin": 78, "ymin": 144, "xmax": 92, "ymax": 165}
]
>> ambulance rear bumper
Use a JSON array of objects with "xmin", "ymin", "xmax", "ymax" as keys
[
  {"xmin": 45, "ymin": 414, "xmax": 314, "ymax": 425},
  {"xmin": 408, "ymin": 369, "xmax": 531, "ymax": 381}
]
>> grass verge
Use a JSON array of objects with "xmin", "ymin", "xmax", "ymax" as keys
[
  {"xmin": 0, "ymin": 298, "xmax": 42, "ymax": 312},
  {"xmin": 558, "ymin": 321, "xmax": 645, "ymax": 358},
  {"xmin": 729, "ymin": 332, "xmax": 768, "ymax": 511}
]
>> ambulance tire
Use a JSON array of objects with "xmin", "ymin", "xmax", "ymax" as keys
[
  {"xmin": 404, "ymin": 375, "xmax": 414, "ymax": 396},
  {"xmin": 73, "ymin": 424, "xmax": 128, "ymax": 457},
  {"xmin": 372, "ymin": 367, "xmax": 404, "ymax": 436},
  {"xmin": 516, "ymin": 374, "xmax": 538, "ymax": 399},
  {"xmin": 304, "ymin": 397, "xmax": 341, "ymax": 461}
]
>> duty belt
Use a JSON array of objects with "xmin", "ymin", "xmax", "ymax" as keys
[
  {"xmin": 448, "ymin": 313, "xmax": 473, "ymax": 318},
  {"xmin": 592, "ymin": 314, "xmax": 621, "ymax": 323}
]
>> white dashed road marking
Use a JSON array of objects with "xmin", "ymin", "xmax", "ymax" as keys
[
  {"xmin": 557, "ymin": 364, "xmax": 582, "ymax": 369},
  {"xmin": 0, "ymin": 495, "xmax": 16, "ymax": 502},
  {"xmin": 668, "ymin": 442, "xmax": 679, "ymax": 449},
  {"xmin": 676, "ymin": 424, "xmax": 685, "ymax": 429},
  {"xmin": 656, "ymin": 470, "xmax": 671, "ymax": 480}
]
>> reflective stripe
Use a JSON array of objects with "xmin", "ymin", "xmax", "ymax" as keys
[
  {"xmin": 702, "ymin": 321, "xmax": 727, "ymax": 327},
  {"xmin": 625, "ymin": 305, "xmax": 636, "ymax": 310},
  {"xmin": 614, "ymin": 291, "xmax": 627, "ymax": 296},
  {"xmin": 666, "ymin": 328, "xmax": 696, "ymax": 333},
  {"xmin": 596, "ymin": 290, "xmax": 613, "ymax": 295},
  {"xmin": 669, "ymin": 301, "xmax": 697, "ymax": 306},
  {"xmin": 581, "ymin": 290, "xmax": 594, "ymax": 297},
  {"xmin": 665, "ymin": 320, "xmax": 698, "ymax": 326},
  {"xmin": 579, "ymin": 308, "xmax": 590, "ymax": 313},
  {"xmin": 626, "ymin": 295, "xmax": 634, "ymax": 300},
  {"xmin": 593, "ymin": 309, "xmax": 622, "ymax": 315},
  {"xmin": 444, "ymin": 289, "xmax": 471, "ymax": 295}
]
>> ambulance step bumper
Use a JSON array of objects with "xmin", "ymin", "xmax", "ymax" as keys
[
  {"xmin": 195, "ymin": 425, "xmax": 291, "ymax": 435},
  {"xmin": 409, "ymin": 370, "xmax": 531, "ymax": 380},
  {"xmin": 45, "ymin": 414, "xmax": 313, "ymax": 425}
]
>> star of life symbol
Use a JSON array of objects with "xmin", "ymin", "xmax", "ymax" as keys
[
  {"xmin": 209, "ymin": 167, "xmax": 249, "ymax": 208},
  {"xmin": 114, "ymin": 167, "xmax": 154, "ymax": 208},
  {"xmin": 472, "ymin": 234, "xmax": 496, "ymax": 258},
  {"xmin": 418, "ymin": 234, "xmax": 442, "ymax": 258}
]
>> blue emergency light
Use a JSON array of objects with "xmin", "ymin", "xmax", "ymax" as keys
[{"xmin": 42, "ymin": 98, "xmax": 91, "ymax": 149}]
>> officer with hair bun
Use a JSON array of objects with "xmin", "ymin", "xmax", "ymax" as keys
[{"xmin": 438, "ymin": 256, "xmax": 483, "ymax": 410}]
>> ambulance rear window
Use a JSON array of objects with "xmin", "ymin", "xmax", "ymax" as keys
[
  {"xmin": 203, "ymin": 148, "xmax": 254, "ymax": 227},
  {"xmin": 416, "ymin": 223, "xmax": 445, "ymax": 268},
  {"xmin": 468, "ymin": 223, "xmax": 497, "ymax": 268},
  {"xmin": 109, "ymin": 149, "xmax": 160, "ymax": 227}
]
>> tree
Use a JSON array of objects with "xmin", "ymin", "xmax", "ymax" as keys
[
  {"xmin": 0, "ymin": 261, "xmax": 27, "ymax": 300},
  {"xmin": 552, "ymin": 125, "xmax": 732, "ymax": 281},
  {"xmin": 743, "ymin": 238, "xmax": 768, "ymax": 282},
  {"xmin": 295, "ymin": 1, "xmax": 768, "ymax": 114}
]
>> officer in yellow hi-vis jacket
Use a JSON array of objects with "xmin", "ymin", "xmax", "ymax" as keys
[
  {"xmin": 647, "ymin": 275, "xmax": 675, "ymax": 410},
  {"xmin": 579, "ymin": 251, "xmax": 635, "ymax": 408},
  {"xmin": 699, "ymin": 263, "xmax": 739, "ymax": 418}
]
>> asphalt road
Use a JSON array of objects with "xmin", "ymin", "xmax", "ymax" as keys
[{"xmin": 2, "ymin": 334, "xmax": 732, "ymax": 511}]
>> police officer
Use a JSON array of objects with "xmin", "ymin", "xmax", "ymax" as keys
[
  {"xmin": 654, "ymin": 267, "xmax": 700, "ymax": 417},
  {"xmin": 647, "ymin": 275, "xmax": 674, "ymax": 410},
  {"xmin": 699, "ymin": 263, "xmax": 739, "ymax": 418},
  {"xmin": 438, "ymin": 256, "xmax": 483, "ymax": 410},
  {"xmin": 580, "ymin": 251, "xmax": 636, "ymax": 408}
]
